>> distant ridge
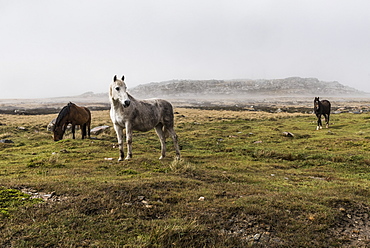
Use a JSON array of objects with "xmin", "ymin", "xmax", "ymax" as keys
[{"xmin": 129, "ymin": 77, "xmax": 365, "ymax": 98}]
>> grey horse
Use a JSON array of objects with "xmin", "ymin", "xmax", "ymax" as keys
[{"xmin": 109, "ymin": 75, "xmax": 181, "ymax": 161}]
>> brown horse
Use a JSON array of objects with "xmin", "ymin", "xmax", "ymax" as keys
[
  {"xmin": 314, "ymin": 97, "xmax": 331, "ymax": 130},
  {"xmin": 53, "ymin": 102, "xmax": 91, "ymax": 141},
  {"xmin": 109, "ymin": 75, "xmax": 180, "ymax": 161}
]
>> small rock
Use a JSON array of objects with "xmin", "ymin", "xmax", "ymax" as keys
[
  {"xmin": 253, "ymin": 233, "xmax": 261, "ymax": 241},
  {"xmin": 138, "ymin": 196, "xmax": 145, "ymax": 201},
  {"xmin": 198, "ymin": 196, "xmax": 205, "ymax": 201},
  {"xmin": 253, "ymin": 140, "xmax": 262, "ymax": 144},
  {"xmin": 0, "ymin": 139, "xmax": 14, "ymax": 143},
  {"xmin": 90, "ymin": 125, "xmax": 110, "ymax": 135},
  {"xmin": 282, "ymin": 131, "xmax": 294, "ymax": 137}
]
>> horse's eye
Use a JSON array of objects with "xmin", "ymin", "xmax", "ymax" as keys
[{"xmin": 115, "ymin": 87, "xmax": 120, "ymax": 91}]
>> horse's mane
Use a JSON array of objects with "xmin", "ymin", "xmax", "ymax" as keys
[{"xmin": 55, "ymin": 102, "xmax": 72, "ymax": 126}]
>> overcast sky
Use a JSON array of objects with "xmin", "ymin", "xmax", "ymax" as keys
[{"xmin": 1, "ymin": 0, "xmax": 370, "ymax": 99}]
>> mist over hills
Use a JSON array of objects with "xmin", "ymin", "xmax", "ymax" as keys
[
  {"xmin": 0, "ymin": 77, "xmax": 368, "ymax": 114},
  {"xmin": 129, "ymin": 77, "xmax": 365, "ymax": 99}
]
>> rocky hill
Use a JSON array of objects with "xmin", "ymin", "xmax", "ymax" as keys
[{"xmin": 129, "ymin": 77, "xmax": 365, "ymax": 98}]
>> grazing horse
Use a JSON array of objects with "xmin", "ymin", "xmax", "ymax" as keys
[
  {"xmin": 314, "ymin": 97, "xmax": 331, "ymax": 130},
  {"xmin": 53, "ymin": 102, "xmax": 91, "ymax": 141},
  {"xmin": 109, "ymin": 75, "xmax": 181, "ymax": 161}
]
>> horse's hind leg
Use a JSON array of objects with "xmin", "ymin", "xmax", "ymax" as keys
[
  {"xmin": 81, "ymin": 124, "xmax": 86, "ymax": 139},
  {"xmin": 87, "ymin": 122, "xmax": 91, "ymax": 138},
  {"xmin": 125, "ymin": 124, "xmax": 133, "ymax": 160},
  {"xmin": 325, "ymin": 114, "xmax": 330, "ymax": 128},
  {"xmin": 155, "ymin": 124, "xmax": 166, "ymax": 159},
  {"xmin": 166, "ymin": 127, "xmax": 180, "ymax": 160}
]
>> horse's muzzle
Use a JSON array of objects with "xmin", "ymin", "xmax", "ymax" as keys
[{"xmin": 123, "ymin": 100, "xmax": 131, "ymax": 107}]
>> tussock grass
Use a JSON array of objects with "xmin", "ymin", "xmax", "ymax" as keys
[{"xmin": 0, "ymin": 109, "xmax": 370, "ymax": 247}]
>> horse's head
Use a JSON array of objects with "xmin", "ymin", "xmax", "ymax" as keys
[
  {"xmin": 53, "ymin": 125, "xmax": 64, "ymax": 141},
  {"xmin": 110, "ymin": 75, "xmax": 131, "ymax": 107},
  {"xmin": 314, "ymin": 97, "xmax": 320, "ymax": 110}
]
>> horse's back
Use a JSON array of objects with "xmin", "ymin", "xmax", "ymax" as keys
[
  {"xmin": 69, "ymin": 104, "xmax": 91, "ymax": 124},
  {"xmin": 141, "ymin": 98, "xmax": 174, "ymax": 122},
  {"xmin": 321, "ymin": 100, "xmax": 331, "ymax": 113},
  {"xmin": 127, "ymin": 98, "xmax": 174, "ymax": 131}
]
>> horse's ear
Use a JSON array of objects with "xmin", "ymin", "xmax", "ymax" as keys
[
  {"xmin": 113, "ymin": 75, "xmax": 117, "ymax": 82},
  {"xmin": 121, "ymin": 75, "xmax": 125, "ymax": 81}
]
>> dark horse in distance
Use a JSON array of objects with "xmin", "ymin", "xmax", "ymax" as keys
[
  {"xmin": 314, "ymin": 97, "xmax": 331, "ymax": 130},
  {"xmin": 53, "ymin": 102, "xmax": 91, "ymax": 141}
]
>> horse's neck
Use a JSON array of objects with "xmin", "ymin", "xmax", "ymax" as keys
[{"xmin": 56, "ymin": 115, "xmax": 68, "ymax": 128}]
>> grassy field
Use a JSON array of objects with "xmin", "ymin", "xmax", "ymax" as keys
[{"xmin": 0, "ymin": 108, "xmax": 370, "ymax": 247}]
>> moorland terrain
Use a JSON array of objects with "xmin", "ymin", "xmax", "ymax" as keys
[{"xmin": 1, "ymin": 78, "xmax": 370, "ymax": 247}]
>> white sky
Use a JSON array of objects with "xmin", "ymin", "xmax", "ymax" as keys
[{"xmin": 1, "ymin": 0, "xmax": 370, "ymax": 99}]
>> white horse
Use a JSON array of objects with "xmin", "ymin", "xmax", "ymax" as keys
[{"xmin": 109, "ymin": 75, "xmax": 181, "ymax": 161}]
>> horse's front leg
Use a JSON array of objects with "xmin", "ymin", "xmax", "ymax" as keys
[
  {"xmin": 167, "ymin": 127, "xmax": 181, "ymax": 160},
  {"xmin": 113, "ymin": 124, "xmax": 125, "ymax": 161},
  {"xmin": 125, "ymin": 123, "xmax": 133, "ymax": 160},
  {"xmin": 316, "ymin": 114, "xmax": 322, "ymax": 130},
  {"xmin": 71, "ymin": 124, "xmax": 76, "ymax": 139}
]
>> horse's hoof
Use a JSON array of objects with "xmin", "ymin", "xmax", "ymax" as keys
[
  {"xmin": 125, "ymin": 156, "xmax": 132, "ymax": 160},
  {"xmin": 159, "ymin": 155, "xmax": 165, "ymax": 160},
  {"xmin": 118, "ymin": 158, "xmax": 124, "ymax": 161}
]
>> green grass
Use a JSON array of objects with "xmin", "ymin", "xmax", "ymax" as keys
[{"xmin": 0, "ymin": 109, "xmax": 370, "ymax": 247}]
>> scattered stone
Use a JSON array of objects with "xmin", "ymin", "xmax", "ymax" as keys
[
  {"xmin": 282, "ymin": 131, "xmax": 294, "ymax": 137},
  {"xmin": 90, "ymin": 125, "xmax": 110, "ymax": 135},
  {"xmin": 47, "ymin": 118, "xmax": 56, "ymax": 131},
  {"xmin": 198, "ymin": 196, "xmax": 205, "ymax": 201},
  {"xmin": 17, "ymin": 126, "xmax": 27, "ymax": 131},
  {"xmin": 253, "ymin": 140, "xmax": 262, "ymax": 144},
  {"xmin": 20, "ymin": 188, "xmax": 60, "ymax": 202},
  {"xmin": 253, "ymin": 233, "xmax": 261, "ymax": 241},
  {"xmin": 138, "ymin": 196, "xmax": 145, "ymax": 201},
  {"xmin": 0, "ymin": 139, "xmax": 14, "ymax": 143},
  {"xmin": 42, "ymin": 192, "xmax": 55, "ymax": 200}
]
